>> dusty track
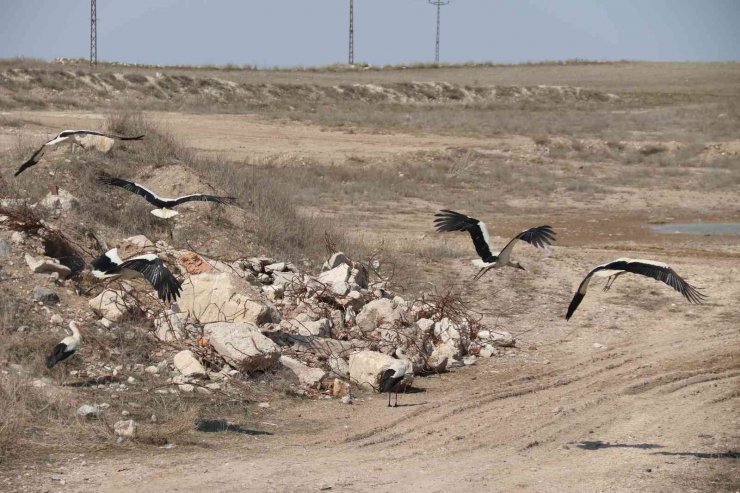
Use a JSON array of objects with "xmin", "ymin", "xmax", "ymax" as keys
[{"xmin": 2, "ymin": 111, "xmax": 738, "ymax": 492}]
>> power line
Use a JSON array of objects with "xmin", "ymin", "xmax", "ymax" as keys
[
  {"xmin": 428, "ymin": 0, "xmax": 449, "ymax": 64},
  {"xmin": 348, "ymin": 0, "xmax": 354, "ymax": 65},
  {"xmin": 90, "ymin": 0, "xmax": 97, "ymax": 66}
]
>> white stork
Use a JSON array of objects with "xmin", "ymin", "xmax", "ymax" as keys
[
  {"xmin": 46, "ymin": 321, "xmax": 83, "ymax": 368},
  {"xmin": 379, "ymin": 358, "xmax": 411, "ymax": 408},
  {"xmin": 434, "ymin": 209, "xmax": 555, "ymax": 280},
  {"xmin": 14, "ymin": 130, "xmax": 144, "ymax": 176},
  {"xmin": 91, "ymin": 248, "xmax": 182, "ymax": 303},
  {"xmin": 98, "ymin": 174, "xmax": 236, "ymax": 219},
  {"xmin": 565, "ymin": 258, "xmax": 707, "ymax": 320}
]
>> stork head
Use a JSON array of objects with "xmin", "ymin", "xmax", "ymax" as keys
[{"xmin": 69, "ymin": 321, "xmax": 84, "ymax": 336}]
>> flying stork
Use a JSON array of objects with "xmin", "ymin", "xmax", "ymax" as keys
[
  {"xmin": 97, "ymin": 174, "xmax": 236, "ymax": 219},
  {"xmin": 91, "ymin": 248, "xmax": 182, "ymax": 302},
  {"xmin": 434, "ymin": 209, "xmax": 555, "ymax": 280},
  {"xmin": 379, "ymin": 358, "xmax": 411, "ymax": 408},
  {"xmin": 14, "ymin": 130, "xmax": 144, "ymax": 176},
  {"xmin": 565, "ymin": 258, "xmax": 707, "ymax": 320},
  {"xmin": 47, "ymin": 321, "xmax": 83, "ymax": 368}
]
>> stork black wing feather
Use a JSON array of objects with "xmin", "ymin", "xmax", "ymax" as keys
[
  {"xmin": 171, "ymin": 194, "xmax": 237, "ymax": 207},
  {"xmin": 623, "ymin": 262, "xmax": 707, "ymax": 304},
  {"xmin": 433, "ymin": 209, "xmax": 494, "ymax": 261},
  {"xmin": 119, "ymin": 258, "xmax": 182, "ymax": 303}
]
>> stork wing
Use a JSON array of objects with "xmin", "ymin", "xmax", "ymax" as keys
[
  {"xmin": 171, "ymin": 194, "xmax": 237, "ymax": 207},
  {"xmin": 621, "ymin": 260, "xmax": 707, "ymax": 304},
  {"xmin": 497, "ymin": 225, "xmax": 555, "ymax": 264},
  {"xmin": 61, "ymin": 130, "xmax": 144, "ymax": 140},
  {"xmin": 433, "ymin": 209, "xmax": 495, "ymax": 262},
  {"xmin": 14, "ymin": 145, "xmax": 48, "ymax": 176},
  {"xmin": 98, "ymin": 175, "xmax": 162, "ymax": 207},
  {"xmin": 565, "ymin": 265, "xmax": 603, "ymax": 320},
  {"xmin": 119, "ymin": 257, "xmax": 182, "ymax": 303}
]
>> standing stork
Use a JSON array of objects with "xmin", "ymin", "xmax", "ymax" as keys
[
  {"xmin": 97, "ymin": 174, "xmax": 236, "ymax": 219},
  {"xmin": 433, "ymin": 209, "xmax": 555, "ymax": 280},
  {"xmin": 91, "ymin": 248, "xmax": 182, "ymax": 303},
  {"xmin": 379, "ymin": 358, "xmax": 411, "ymax": 408},
  {"xmin": 14, "ymin": 130, "xmax": 144, "ymax": 176},
  {"xmin": 565, "ymin": 258, "xmax": 707, "ymax": 320},
  {"xmin": 47, "ymin": 321, "xmax": 83, "ymax": 368}
]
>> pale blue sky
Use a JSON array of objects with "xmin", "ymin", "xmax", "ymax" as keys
[{"xmin": 1, "ymin": 0, "xmax": 738, "ymax": 66}]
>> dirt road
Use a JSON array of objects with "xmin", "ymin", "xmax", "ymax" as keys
[{"xmin": 2, "ymin": 111, "xmax": 738, "ymax": 492}]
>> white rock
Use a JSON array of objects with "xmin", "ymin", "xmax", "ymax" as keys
[
  {"xmin": 280, "ymin": 355, "xmax": 327, "ymax": 388},
  {"xmin": 144, "ymin": 365, "xmax": 159, "ymax": 374},
  {"xmin": 264, "ymin": 262, "xmax": 286, "ymax": 273},
  {"xmin": 203, "ymin": 322, "xmax": 281, "ymax": 371},
  {"xmin": 321, "ymin": 252, "xmax": 351, "ymax": 271},
  {"xmin": 126, "ymin": 376, "xmax": 136, "ymax": 384},
  {"xmin": 24, "ymin": 254, "xmax": 71, "ymax": 279},
  {"xmin": 179, "ymin": 384, "xmax": 195, "ymax": 392},
  {"xmin": 205, "ymin": 382, "xmax": 221, "ymax": 391},
  {"xmin": 282, "ymin": 318, "xmax": 330, "ymax": 337},
  {"xmin": 348, "ymin": 350, "xmax": 413, "ymax": 391},
  {"xmin": 341, "ymin": 395, "xmax": 353, "ymax": 405},
  {"xmin": 123, "ymin": 235, "xmax": 155, "ymax": 249},
  {"xmin": 88, "ymin": 289, "xmax": 137, "ymax": 322},
  {"xmin": 271, "ymin": 270, "xmax": 301, "ymax": 290},
  {"xmin": 76, "ymin": 405, "xmax": 100, "ymax": 418},
  {"xmin": 328, "ymin": 355, "xmax": 350, "ymax": 378},
  {"xmin": 488, "ymin": 330, "xmax": 515, "ymax": 347},
  {"xmin": 479, "ymin": 344, "xmax": 498, "ymax": 358},
  {"xmin": 40, "ymin": 189, "xmax": 79, "ymax": 211},
  {"xmin": 355, "ymin": 298, "xmax": 404, "ymax": 333},
  {"xmin": 154, "ymin": 308, "xmax": 188, "ymax": 341},
  {"xmin": 173, "ymin": 350, "xmax": 206, "ymax": 377},
  {"xmin": 50, "ymin": 314, "xmax": 64, "ymax": 325},
  {"xmin": 11, "ymin": 231, "xmax": 26, "ymax": 245},
  {"xmin": 114, "ymin": 419, "xmax": 137, "ymax": 438},
  {"xmin": 179, "ymin": 272, "xmax": 272, "ymax": 325},
  {"xmin": 98, "ymin": 317, "xmax": 113, "ymax": 328},
  {"xmin": 317, "ymin": 264, "xmax": 351, "ymax": 296}
]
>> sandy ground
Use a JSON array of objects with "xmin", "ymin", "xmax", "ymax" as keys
[{"xmin": 1, "ymin": 111, "xmax": 738, "ymax": 492}]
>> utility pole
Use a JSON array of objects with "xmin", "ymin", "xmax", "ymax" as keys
[
  {"xmin": 90, "ymin": 0, "xmax": 97, "ymax": 66},
  {"xmin": 428, "ymin": 0, "xmax": 449, "ymax": 64},
  {"xmin": 348, "ymin": 0, "xmax": 354, "ymax": 65}
]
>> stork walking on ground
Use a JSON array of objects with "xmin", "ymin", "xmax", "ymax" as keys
[
  {"xmin": 97, "ymin": 174, "xmax": 236, "ymax": 219},
  {"xmin": 91, "ymin": 248, "xmax": 182, "ymax": 303},
  {"xmin": 47, "ymin": 321, "xmax": 83, "ymax": 368},
  {"xmin": 565, "ymin": 258, "xmax": 707, "ymax": 320},
  {"xmin": 433, "ymin": 209, "xmax": 555, "ymax": 281},
  {"xmin": 14, "ymin": 130, "xmax": 144, "ymax": 176}
]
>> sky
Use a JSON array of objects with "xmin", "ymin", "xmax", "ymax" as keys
[{"xmin": 1, "ymin": 0, "xmax": 738, "ymax": 67}]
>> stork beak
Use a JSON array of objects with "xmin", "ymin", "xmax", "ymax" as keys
[{"xmin": 518, "ymin": 264, "xmax": 526, "ymax": 271}]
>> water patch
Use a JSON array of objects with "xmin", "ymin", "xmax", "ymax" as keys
[{"xmin": 651, "ymin": 222, "xmax": 740, "ymax": 236}]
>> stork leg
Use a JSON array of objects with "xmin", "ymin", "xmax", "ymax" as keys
[
  {"xmin": 473, "ymin": 267, "xmax": 488, "ymax": 281},
  {"xmin": 394, "ymin": 392, "xmax": 399, "ymax": 408},
  {"xmin": 603, "ymin": 273, "xmax": 624, "ymax": 292},
  {"xmin": 387, "ymin": 391, "xmax": 392, "ymax": 407}
]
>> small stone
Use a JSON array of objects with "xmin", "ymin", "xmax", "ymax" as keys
[
  {"xmin": 341, "ymin": 395, "xmax": 353, "ymax": 405},
  {"xmin": 32, "ymin": 287, "xmax": 60, "ymax": 305},
  {"xmin": 173, "ymin": 350, "xmax": 207, "ymax": 377},
  {"xmin": 0, "ymin": 239, "xmax": 10, "ymax": 257},
  {"xmin": 463, "ymin": 356, "xmax": 477, "ymax": 366},
  {"xmin": 10, "ymin": 231, "xmax": 26, "ymax": 245},
  {"xmin": 179, "ymin": 384, "xmax": 195, "ymax": 392},
  {"xmin": 76, "ymin": 405, "xmax": 100, "ymax": 418},
  {"xmin": 205, "ymin": 382, "xmax": 221, "ymax": 391},
  {"xmin": 264, "ymin": 262, "xmax": 286, "ymax": 273},
  {"xmin": 121, "ymin": 410, "xmax": 130, "ymax": 417},
  {"xmin": 98, "ymin": 317, "xmax": 113, "ymax": 328},
  {"xmin": 50, "ymin": 314, "xmax": 64, "ymax": 325},
  {"xmin": 127, "ymin": 376, "xmax": 136, "ymax": 384},
  {"xmin": 593, "ymin": 343, "xmax": 607, "ymax": 349},
  {"xmin": 144, "ymin": 365, "xmax": 159, "ymax": 374},
  {"xmin": 114, "ymin": 419, "xmax": 137, "ymax": 439},
  {"xmin": 258, "ymin": 402, "xmax": 270, "ymax": 408}
]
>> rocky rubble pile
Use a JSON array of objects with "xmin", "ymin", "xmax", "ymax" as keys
[
  {"xmin": 83, "ymin": 238, "xmax": 517, "ymax": 398},
  {"xmin": 7, "ymin": 226, "xmax": 516, "ymax": 404}
]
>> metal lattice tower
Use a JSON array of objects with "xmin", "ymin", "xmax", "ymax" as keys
[
  {"xmin": 429, "ymin": 0, "xmax": 449, "ymax": 64},
  {"xmin": 90, "ymin": 0, "xmax": 97, "ymax": 66},
  {"xmin": 348, "ymin": 0, "xmax": 354, "ymax": 65}
]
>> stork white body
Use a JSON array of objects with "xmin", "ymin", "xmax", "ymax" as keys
[{"xmin": 47, "ymin": 321, "xmax": 83, "ymax": 368}]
